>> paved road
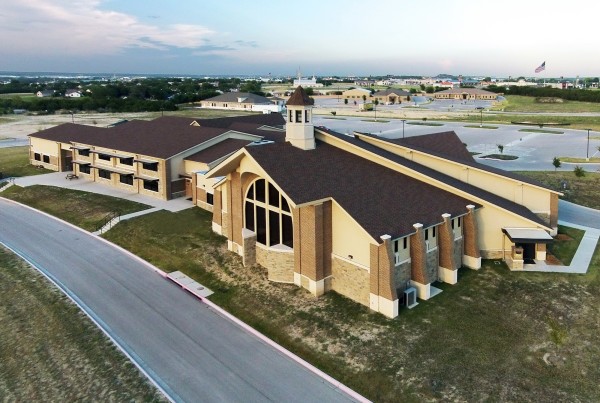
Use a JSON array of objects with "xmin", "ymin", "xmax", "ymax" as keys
[
  {"xmin": 0, "ymin": 198, "xmax": 359, "ymax": 403},
  {"xmin": 559, "ymin": 199, "xmax": 600, "ymax": 229}
]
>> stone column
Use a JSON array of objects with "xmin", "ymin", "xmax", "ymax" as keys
[{"xmin": 462, "ymin": 205, "xmax": 482, "ymax": 269}]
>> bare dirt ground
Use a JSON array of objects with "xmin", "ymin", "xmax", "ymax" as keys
[{"xmin": 0, "ymin": 112, "xmax": 157, "ymax": 140}]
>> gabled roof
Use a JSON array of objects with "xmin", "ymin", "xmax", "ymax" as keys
[
  {"xmin": 373, "ymin": 88, "xmax": 411, "ymax": 97},
  {"xmin": 30, "ymin": 114, "xmax": 285, "ymax": 160},
  {"xmin": 202, "ymin": 92, "xmax": 272, "ymax": 104},
  {"xmin": 359, "ymin": 131, "xmax": 475, "ymax": 163},
  {"xmin": 316, "ymin": 128, "xmax": 550, "ymax": 229},
  {"xmin": 185, "ymin": 139, "xmax": 253, "ymax": 165},
  {"xmin": 358, "ymin": 131, "xmax": 552, "ymax": 190},
  {"xmin": 286, "ymin": 86, "xmax": 314, "ymax": 106},
  {"xmin": 435, "ymin": 88, "xmax": 496, "ymax": 95},
  {"xmin": 244, "ymin": 140, "xmax": 476, "ymax": 241}
]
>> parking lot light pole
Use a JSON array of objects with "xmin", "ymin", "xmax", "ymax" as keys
[
  {"xmin": 476, "ymin": 107, "xmax": 484, "ymax": 127},
  {"xmin": 401, "ymin": 119, "xmax": 406, "ymax": 138},
  {"xmin": 587, "ymin": 128, "xmax": 591, "ymax": 161}
]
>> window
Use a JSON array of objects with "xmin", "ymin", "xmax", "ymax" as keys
[
  {"xmin": 98, "ymin": 169, "xmax": 111, "ymax": 179},
  {"xmin": 143, "ymin": 180, "xmax": 158, "ymax": 192},
  {"xmin": 393, "ymin": 237, "xmax": 409, "ymax": 265},
  {"xmin": 295, "ymin": 110, "xmax": 302, "ymax": 123},
  {"xmin": 120, "ymin": 174, "xmax": 133, "ymax": 185},
  {"xmin": 288, "ymin": 110, "xmax": 293, "ymax": 122},
  {"xmin": 34, "ymin": 153, "xmax": 41, "ymax": 161},
  {"xmin": 98, "ymin": 153, "xmax": 111, "ymax": 161},
  {"xmin": 244, "ymin": 178, "xmax": 293, "ymax": 248},
  {"xmin": 79, "ymin": 149, "xmax": 90, "ymax": 157},
  {"xmin": 206, "ymin": 192, "xmax": 214, "ymax": 205},
  {"xmin": 79, "ymin": 164, "xmax": 91, "ymax": 174},
  {"xmin": 42, "ymin": 155, "xmax": 50, "ymax": 163},
  {"xmin": 304, "ymin": 110, "xmax": 309, "ymax": 123},
  {"xmin": 120, "ymin": 157, "xmax": 133, "ymax": 166},
  {"xmin": 142, "ymin": 161, "xmax": 158, "ymax": 171}
]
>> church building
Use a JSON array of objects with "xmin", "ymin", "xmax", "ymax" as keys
[{"xmin": 205, "ymin": 87, "xmax": 558, "ymax": 318}]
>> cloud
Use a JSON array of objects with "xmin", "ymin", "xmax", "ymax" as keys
[
  {"xmin": 0, "ymin": 0, "xmax": 215, "ymax": 56},
  {"xmin": 234, "ymin": 40, "xmax": 258, "ymax": 48}
]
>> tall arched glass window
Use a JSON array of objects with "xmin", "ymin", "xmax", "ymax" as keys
[{"xmin": 245, "ymin": 179, "xmax": 293, "ymax": 248}]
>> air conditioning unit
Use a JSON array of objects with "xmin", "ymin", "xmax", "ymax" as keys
[{"xmin": 404, "ymin": 287, "xmax": 418, "ymax": 309}]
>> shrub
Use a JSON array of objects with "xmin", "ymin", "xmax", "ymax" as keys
[{"xmin": 574, "ymin": 165, "xmax": 585, "ymax": 177}]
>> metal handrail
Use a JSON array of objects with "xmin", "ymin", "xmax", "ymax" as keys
[{"xmin": 96, "ymin": 210, "xmax": 120, "ymax": 232}]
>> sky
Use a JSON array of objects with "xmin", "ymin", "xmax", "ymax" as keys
[{"xmin": 2, "ymin": 0, "xmax": 600, "ymax": 77}]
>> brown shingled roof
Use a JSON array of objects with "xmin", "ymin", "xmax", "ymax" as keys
[
  {"xmin": 286, "ymin": 86, "xmax": 314, "ymax": 106},
  {"xmin": 245, "ymin": 141, "xmax": 476, "ymax": 241},
  {"xmin": 185, "ymin": 139, "xmax": 253, "ymax": 164}
]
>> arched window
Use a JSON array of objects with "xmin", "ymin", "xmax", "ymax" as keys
[{"xmin": 245, "ymin": 179, "xmax": 293, "ymax": 248}]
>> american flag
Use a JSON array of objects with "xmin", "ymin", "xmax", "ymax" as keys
[{"xmin": 535, "ymin": 61, "xmax": 546, "ymax": 73}]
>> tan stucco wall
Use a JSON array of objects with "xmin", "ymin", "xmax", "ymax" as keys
[{"xmin": 331, "ymin": 201, "xmax": 372, "ymax": 268}]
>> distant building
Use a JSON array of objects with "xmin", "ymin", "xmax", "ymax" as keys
[
  {"xmin": 200, "ymin": 92, "xmax": 283, "ymax": 113},
  {"xmin": 293, "ymin": 73, "xmax": 323, "ymax": 88},
  {"xmin": 342, "ymin": 87, "xmax": 372, "ymax": 100},
  {"xmin": 433, "ymin": 88, "xmax": 497, "ymax": 100},
  {"xmin": 354, "ymin": 80, "xmax": 376, "ymax": 87},
  {"xmin": 36, "ymin": 90, "xmax": 54, "ymax": 97},
  {"xmin": 372, "ymin": 88, "xmax": 411, "ymax": 104},
  {"xmin": 65, "ymin": 89, "xmax": 82, "ymax": 98}
]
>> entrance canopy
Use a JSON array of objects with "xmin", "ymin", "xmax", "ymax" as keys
[{"xmin": 502, "ymin": 228, "xmax": 553, "ymax": 244}]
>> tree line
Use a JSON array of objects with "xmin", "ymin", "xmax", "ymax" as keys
[{"xmin": 486, "ymin": 85, "xmax": 600, "ymax": 103}]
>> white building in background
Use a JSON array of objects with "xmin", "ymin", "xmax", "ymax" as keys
[{"xmin": 293, "ymin": 71, "xmax": 323, "ymax": 88}]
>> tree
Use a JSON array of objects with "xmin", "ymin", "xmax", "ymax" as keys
[
  {"xmin": 574, "ymin": 165, "xmax": 585, "ymax": 177},
  {"xmin": 330, "ymin": 111, "xmax": 336, "ymax": 116},
  {"xmin": 362, "ymin": 95, "xmax": 367, "ymax": 103},
  {"xmin": 344, "ymin": 98, "xmax": 348, "ymax": 105},
  {"xmin": 304, "ymin": 87, "xmax": 314, "ymax": 96},
  {"xmin": 552, "ymin": 157, "xmax": 561, "ymax": 171},
  {"xmin": 497, "ymin": 144, "xmax": 504, "ymax": 154}
]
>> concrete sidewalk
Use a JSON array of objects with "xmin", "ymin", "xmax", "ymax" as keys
[
  {"xmin": 521, "ymin": 220, "xmax": 600, "ymax": 274},
  {"xmin": 13, "ymin": 172, "xmax": 192, "ymax": 212}
]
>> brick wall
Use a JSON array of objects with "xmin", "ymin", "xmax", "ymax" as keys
[
  {"xmin": 213, "ymin": 189, "xmax": 222, "ymax": 226},
  {"xmin": 550, "ymin": 193, "xmax": 558, "ymax": 229},
  {"xmin": 463, "ymin": 206, "xmax": 481, "ymax": 259},
  {"xmin": 331, "ymin": 257, "xmax": 370, "ymax": 306},
  {"xmin": 369, "ymin": 238, "xmax": 396, "ymax": 301},
  {"xmin": 230, "ymin": 172, "xmax": 243, "ymax": 246},
  {"xmin": 438, "ymin": 217, "xmax": 456, "ymax": 271},
  {"xmin": 410, "ymin": 226, "xmax": 427, "ymax": 284},
  {"xmin": 257, "ymin": 245, "xmax": 294, "ymax": 283}
]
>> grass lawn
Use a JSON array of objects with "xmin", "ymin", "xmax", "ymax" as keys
[
  {"xmin": 440, "ymin": 113, "xmax": 600, "ymax": 132},
  {"xmin": 548, "ymin": 225, "xmax": 585, "ymax": 265},
  {"xmin": 518, "ymin": 128, "xmax": 564, "ymax": 134},
  {"xmin": 0, "ymin": 92, "xmax": 34, "ymax": 98},
  {"xmin": 515, "ymin": 171, "xmax": 600, "ymax": 209},
  {"xmin": 0, "ymin": 146, "xmax": 53, "ymax": 177},
  {"xmin": 464, "ymin": 124, "xmax": 498, "ymax": 129},
  {"xmin": 558, "ymin": 157, "xmax": 600, "ymax": 163},
  {"xmin": 479, "ymin": 154, "xmax": 519, "ymax": 160},
  {"xmin": 0, "ymin": 247, "xmax": 165, "ymax": 401},
  {"xmin": 406, "ymin": 121, "xmax": 444, "ymax": 126},
  {"xmin": 492, "ymin": 95, "xmax": 600, "ymax": 113},
  {"xmin": 103, "ymin": 208, "xmax": 600, "ymax": 402},
  {"xmin": 1, "ymin": 185, "xmax": 150, "ymax": 231}
]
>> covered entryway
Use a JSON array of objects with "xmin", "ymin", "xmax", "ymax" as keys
[{"xmin": 502, "ymin": 228, "xmax": 553, "ymax": 270}]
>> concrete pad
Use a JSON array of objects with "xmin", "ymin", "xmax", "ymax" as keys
[
  {"xmin": 13, "ymin": 172, "xmax": 193, "ymax": 212},
  {"xmin": 167, "ymin": 270, "xmax": 213, "ymax": 298}
]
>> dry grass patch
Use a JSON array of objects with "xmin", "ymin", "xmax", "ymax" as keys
[
  {"xmin": 0, "ymin": 247, "xmax": 165, "ymax": 401},
  {"xmin": 104, "ymin": 208, "xmax": 600, "ymax": 402}
]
